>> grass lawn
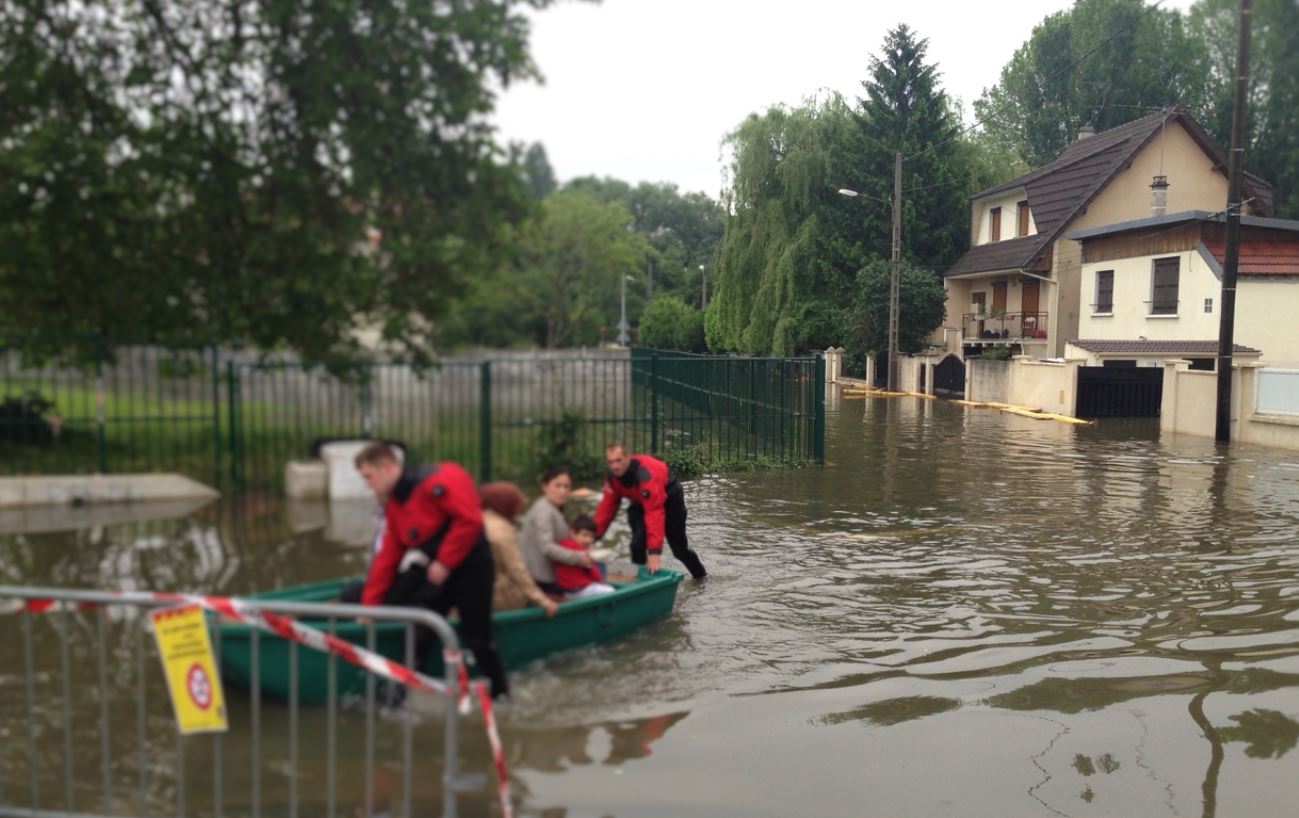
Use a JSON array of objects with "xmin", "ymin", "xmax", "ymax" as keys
[{"xmin": 4, "ymin": 375, "xmax": 812, "ymax": 490}]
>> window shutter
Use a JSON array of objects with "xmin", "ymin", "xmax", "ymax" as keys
[
  {"xmin": 1151, "ymin": 258, "xmax": 1179, "ymax": 315},
  {"xmin": 1095, "ymin": 270, "xmax": 1114, "ymax": 312}
]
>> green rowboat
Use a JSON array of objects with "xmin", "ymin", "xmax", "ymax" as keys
[{"xmin": 217, "ymin": 569, "xmax": 684, "ymax": 704}]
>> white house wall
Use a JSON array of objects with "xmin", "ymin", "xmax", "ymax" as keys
[
  {"xmin": 1236, "ymin": 278, "xmax": 1299, "ymax": 367},
  {"xmin": 1079, "ymin": 250, "xmax": 1221, "ymax": 343},
  {"xmin": 1081, "ymin": 251, "xmax": 1299, "ymax": 365},
  {"xmin": 974, "ymin": 192, "xmax": 1037, "ymax": 245}
]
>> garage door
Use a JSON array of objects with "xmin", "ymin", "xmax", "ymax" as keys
[{"xmin": 1076, "ymin": 366, "xmax": 1163, "ymax": 418}]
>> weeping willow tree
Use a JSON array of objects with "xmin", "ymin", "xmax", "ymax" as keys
[
  {"xmin": 710, "ymin": 94, "xmax": 865, "ymax": 355},
  {"xmin": 711, "ymin": 25, "xmax": 980, "ymax": 356}
]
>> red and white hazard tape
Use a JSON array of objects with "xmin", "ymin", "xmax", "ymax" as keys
[
  {"xmin": 4, "ymin": 591, "xmax": 514, "ymax": 818},
  {"xmin": 0, "ymin": 598, "xmax": 99, "ymax": 615}
]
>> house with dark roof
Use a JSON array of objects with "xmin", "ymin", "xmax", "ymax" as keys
[
  {"xmin": 937, "ymin": 107, "xmax": 1273, "ymax": 361},
  {"xmin": 1067, "ymin": 211, "xmax": 1299, "ymax": 368}
]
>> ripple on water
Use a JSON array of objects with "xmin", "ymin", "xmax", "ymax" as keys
[{"xmin": 5, "ymin": 397, "xmax": 1299, "ymax": 816}]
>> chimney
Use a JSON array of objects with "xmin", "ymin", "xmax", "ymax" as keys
[
  {"xmin": 1150, "ymin": 175, "xmax": 1169, "ymax": 217},
  {"xmin": 1077, "ymin": 121, "xmax": 1095, "ymax": 141}
]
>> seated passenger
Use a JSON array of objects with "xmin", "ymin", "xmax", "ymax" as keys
[
  {"xmin": 518, "ymin": 466, "xmax": 591, "ymax": 593},
  {"xmin": 552, "ymin": 515, "xmax": 615, "ymax": 599},
  {"xmin": 479, "ymin": 481, "xmax": 559, "ymax": 617}
]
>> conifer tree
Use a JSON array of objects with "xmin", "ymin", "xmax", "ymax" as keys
[{"xmin": 850, "ymin": 24, "xmax": 971, "ymax": 271}]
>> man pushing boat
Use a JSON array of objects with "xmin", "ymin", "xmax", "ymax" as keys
[{"xmin": 594, "ymin": 441, "xmax": 707, "ymax": 580}]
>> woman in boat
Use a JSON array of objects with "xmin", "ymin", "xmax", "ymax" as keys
[
  {"xmin": 518, "ymin": 465, "xmax": 592, "ymax": 594},
  {"xmin": 479, "ymin": 481, "xmax": 559, "ymax": 617}
]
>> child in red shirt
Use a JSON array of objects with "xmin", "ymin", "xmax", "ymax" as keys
[{"xmin": 553, "ymin": 515, "xmax": 615, "ymax": 599}]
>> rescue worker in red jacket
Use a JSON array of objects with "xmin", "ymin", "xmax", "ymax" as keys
[
  {"xmin": 354, "ymin": 442, "xmax": 507, "ymax": 699},
  {"xmin": 593, "ymin": 441, "xmax": 707, "ymax": 579}
]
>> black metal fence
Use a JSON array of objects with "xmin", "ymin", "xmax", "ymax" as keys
[
  {"xmin": 0, "ymin": 337, "xmax": 223, "ymax": 486},
  {"xmin": 2, "ymin": 339, "xmax": 825, "ymax": 491},
  {"xmin": 629, "ymin": 347, "xmax": 823, "ymax": 467}
]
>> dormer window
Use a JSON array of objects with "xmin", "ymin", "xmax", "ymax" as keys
[
  {"xmin": 990, "ymin": 207, "xmax": 1002, "ymax": 242},
  {"xmin": 1017, "ymin": 201, "xmax": 1030, "ymax": 237}
]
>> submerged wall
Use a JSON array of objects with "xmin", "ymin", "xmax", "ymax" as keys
[{"xmin": 1162, "ymin": 361, "xmax": 1299, "ymax": 451}]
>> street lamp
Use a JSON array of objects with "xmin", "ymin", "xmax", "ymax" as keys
[
  {"xmin": 616, "ymin": 273, "xmax": 635, "ymax": 346},
  {"xmin": 838, "ymin": 152, "xmax": 903, "ymax": 391}
]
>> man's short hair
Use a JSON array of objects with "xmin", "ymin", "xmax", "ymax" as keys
[
  {"xmin": 604, "ymin": 440, "xmax": 626, "ymax": 454},
  {"xmin": 570, "ymin": 514, "xmax": 597, "ymax": 534},
  {"xmin": 354, "ymin": 441, "xmax": 399, "ymax": 469}
]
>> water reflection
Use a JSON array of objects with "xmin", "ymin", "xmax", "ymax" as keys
[
  {"xmin": 818, "ymin": 695, "xmax": 960, "ymax": 727},
  {"xmin": 1219, "ymin": 708, "xmax": 1299, "ymax": 759},
  {"xmin": 507, "ymin": 710, "xmax": 688, "ymax": 772},
  {"xmin": 4, "ymin": 395, "xmax": 1299, "ymax": 816}
]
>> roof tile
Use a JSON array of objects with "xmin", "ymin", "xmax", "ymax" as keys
[
  {"xmin": 1202, "ymin": 238, "xmax": 1299, "ymax": 276},
  {"xmin": 944, "ymin": 236, "xmax": 1042, "ymax": 277},
  {"xmin": 1070, "ymin": 339, "xmax": 1260, "ymax": 355},
  {"xmin": 946, "ymin": 108, "xmax": 1276, "ymax": 281}
]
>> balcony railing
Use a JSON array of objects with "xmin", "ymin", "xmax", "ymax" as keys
[{"xmin": 962, "ymin": 311, "xmax": 1049, "ymax": 342}]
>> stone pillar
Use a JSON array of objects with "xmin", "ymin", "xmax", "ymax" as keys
[
  {"xmin": 864, "ymin": 353, "xmax": 876, "ymax": 387},
  {"xmin": 1235, "ymin": 362, "xmax": 1265, "ymax": 440},
  {"xmin": 1160, "ymin": 359, "xmax": 1191, "ymax": 434},
  {"xmin": 823, "ymin": 347, "xmax": 842, "ymax": 384}
]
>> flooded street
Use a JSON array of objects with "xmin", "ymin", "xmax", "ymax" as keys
[{"xmin": 5, "ymin": 391, "xmax": 1299, "ymax": 817}]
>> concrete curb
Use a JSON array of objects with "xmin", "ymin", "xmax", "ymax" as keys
[{"xmin": 0, "ymin": 474, "xmax": 221, "ymax": 509}]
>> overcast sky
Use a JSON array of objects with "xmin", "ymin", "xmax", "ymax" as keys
[{"xmin": 493, "ymin": 0, "xmax": 1197, "ymax": 198}]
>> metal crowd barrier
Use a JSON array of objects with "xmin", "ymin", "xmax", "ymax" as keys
[{"xmin": 0, "ymin": 586, "xmax": 486, "ymax": 818}]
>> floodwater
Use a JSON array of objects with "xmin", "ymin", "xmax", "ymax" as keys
[{"xmin": 4, "ymin": 390, "xmax": 1299, "ymax": 817}]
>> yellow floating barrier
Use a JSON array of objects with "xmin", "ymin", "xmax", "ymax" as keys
[
  {"xmin": 842, "ymin": 386, "xmax": 1092, "ymax": 424},
  {"xmin": 956, "ymin": 399, "xmax": 1096, "ymax": 426},
  {"xmin": 839, "ymin": 387, "xmax": 928, "ymax": 399}
]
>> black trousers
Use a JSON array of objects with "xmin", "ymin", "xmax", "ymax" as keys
[
  {"xmin": 627, "ymin": 483, "xmax": 707, "ymax": 578},
  {"xmin": 383, "ymin": 540, "xmax": 508, "ymax": 699},
  {"xmin": 339, "ymin": 580, "xmax": 364, "ymax": 604}
]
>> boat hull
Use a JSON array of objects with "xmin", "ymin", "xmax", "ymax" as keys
[{"xmin": 217, "ymin": 570, "xmax": 683, "ymax": 704}]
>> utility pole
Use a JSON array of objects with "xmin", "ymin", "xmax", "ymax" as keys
[
  {"xmin": 1215, "ymin": 0, "xmax": 1252, "ymax": 443},
  {"xmin": 888, "ymin": 151, "xmax": 902, "ymax": 392},
  {"xmin": 617, "ymin": 272, "xmax": 630, "ymax": 346}
]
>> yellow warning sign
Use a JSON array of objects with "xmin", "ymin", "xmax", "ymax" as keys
[{"xmin": 150, "ymin": 604, "xmax": 227, "ymax": 734}]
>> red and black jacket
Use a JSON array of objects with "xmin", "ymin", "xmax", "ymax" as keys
[
  {"xmin": 552, "ymin": 538, "xmax": 604, "ymax": 592},
  {"xmin": 593, "ymin": 454, "xmax": 675, "ymax": 554},
  {"xmin": 361, "ymin": 462, "xmax": 484, "ymax": 606}
]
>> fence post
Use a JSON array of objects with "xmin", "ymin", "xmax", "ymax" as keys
[
  {"xmin": 226, "ymin": 362, "xmax": 241, "ymax": 490},
  {"xmin": 778, "ymin": 359, "xmax": 786, "ymax": 462},
  {"xmin": 814, "ymin": 355, "xmax": 826, "ymax": 464},
  {"xmin": 210, "ymin": 345, "xmax": 221, "ymax": 490},
  {"xmin": 94, "ymin": 335, "xmax": 107, "ymax": 474},
  {"xmin": 479, "ymin": 361, "xmax": 492, "ymax": 482},
  {"xmin": 359, "ymin": 368, "xmax": 375, "ymax": 439},
  {"xmin": 748, "ymin": 359, "xmax": 757, "ymax": 439},
  {"xmin": 649, "ymin": 354, "xmax": 660, "ymax": 453}
]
